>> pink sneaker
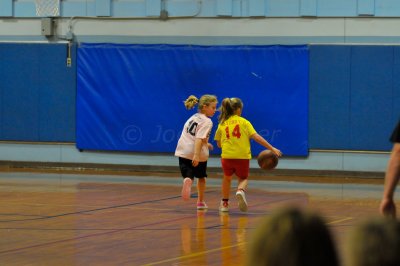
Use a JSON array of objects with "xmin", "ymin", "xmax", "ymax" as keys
[
  {"xmin": 196, "ymin": 202, "xmax": 208, "ymax": 210},
  {"xmin": 181, "ymin": 178, "xmax": 192, "ymax": 201}
]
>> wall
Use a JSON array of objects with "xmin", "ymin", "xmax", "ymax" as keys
[
  {"xmin": 1, "ymin": 0, "xmax": 400, "ymax": 18},
  {"xmin": 310, "ymin": 45, "xmax": 400, "ymax": 151},
  {"xmin": 1, "ymin": 43, "xmax": 398, "ymax": 152},
  {"xmin": 1, "ymin": 2, "xmax": 399, "ymax": 173},
  {"xmin": 0, "ymin": 43, "xmax": 76, "ymax": 142}
]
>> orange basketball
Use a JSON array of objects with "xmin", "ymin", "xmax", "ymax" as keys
[{"xmin": 257, "ymin": 150, "xmax": 278, "ymax": 170}]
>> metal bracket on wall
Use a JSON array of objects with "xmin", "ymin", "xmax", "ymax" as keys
[{"xmin": 66, "ymin": 41, "xmax": 72, "ymax": 67}]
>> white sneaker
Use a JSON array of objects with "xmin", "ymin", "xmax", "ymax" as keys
[
  {"xmin": 219, "ymin": 200, "xmax": 229, "ymax": 212},
  {"xmin": 236, "ymin": 190, "xmax": 248, "ymax": 212}
]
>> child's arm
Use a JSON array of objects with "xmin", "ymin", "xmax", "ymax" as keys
[
  {"xmin": 202, "ymin": 138, "xmax": 214, "ymax": 150},
  {"xmin": 215, "ymin": 140, "xmax": 221, "ymax": 148},
  {"xmin": 214, "ymin": 126, "xmax": 221, "ymax": 148},
  {"xmin": 192, "ymin": 138, "xmax": 203, "ymax": 166},
  {"xmin": 250, "ymin": 133, "xmax": 282, "ymax": 157}
]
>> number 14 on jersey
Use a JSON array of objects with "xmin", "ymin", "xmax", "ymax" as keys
[{"xmin": 225, "ymin": 125, "xmax": 241, "ymax": 139}]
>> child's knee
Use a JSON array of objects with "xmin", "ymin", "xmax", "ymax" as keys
[{"xmin": 224, "ymin": 175, "xmax": 233, "ymax": 181}]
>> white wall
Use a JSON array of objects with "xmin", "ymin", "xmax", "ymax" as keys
[
  {"xmin": 1, "ymin": 18, "xmax": 400, "ymax": 44},
  {"xmin": 0, "ymin": 143, "xmax": 390, "ymax": 173}
]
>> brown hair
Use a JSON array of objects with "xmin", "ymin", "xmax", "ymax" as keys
[
  {"xmin": 346, "ymin": 217, "xmax": 400, "ymax": 266},
  {"xmin": 218, "ymin": 97, "xmax": 243, "ymax": 124},
  {"xmin": 247, "ymin": 207, "xmax": 339, "ymax": 266},
  {"xmin": 184, "ymin": 95, "xmax": 218, "ymax": 111}
]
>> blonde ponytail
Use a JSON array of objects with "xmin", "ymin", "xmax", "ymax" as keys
[
  {"xmin": 184, "ymin": 94, "xmax": 218, "ymax": 111},
  {"xmin": 218, "ymin": 97, "xmax": 243, "ymax": 124},
  {"xmin": 184, "ymin": 95, "xmax": 199, "ymax": 110}
]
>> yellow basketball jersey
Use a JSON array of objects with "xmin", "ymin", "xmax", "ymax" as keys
[{"xmin": 214, "ymin": 115, "xmax": 256, "ymax": 159}]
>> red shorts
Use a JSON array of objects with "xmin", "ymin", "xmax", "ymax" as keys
[{"xmin": 221, "ymin": 159, "xmax": 249, "ymax": 179}]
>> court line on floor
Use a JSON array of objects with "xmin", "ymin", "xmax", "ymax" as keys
[
  {"xmin": 0, "ymin": 195, "xmax": 181, "ymax": 223},
  {"xmin": 142, "ymin": 242, "xmax": 246, "ymax": 266},
  {"xmin": 0, "ymin": 213, "xmax": 198, "ymax": 255},
  {"xmin": 142, "ymin": 216, "xmax": 354, "ymax": 265},
  {"xmin": 327, "ymin": 217, "xmax": 353, "ymax": 225}
]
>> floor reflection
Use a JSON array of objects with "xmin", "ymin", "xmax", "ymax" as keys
[
  {"xmin": 0, "ymin": 171, "xmax": 384, "ymax": 265},
  {"xmin": 179, "ymin": 210, "xmax": 248, "ymax": 265},
  {"xmin": 180, "ymin": 210, "xmax": 209, "ymax": 265}
]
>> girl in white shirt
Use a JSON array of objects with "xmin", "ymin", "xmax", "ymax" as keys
[{"xmin": 175, "ymin": 94, "xmax": 218, "ymax": 210}]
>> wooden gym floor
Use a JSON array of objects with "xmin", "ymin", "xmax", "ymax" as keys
[{"xmin": 0, "ymin": 168, "xmax": 387, "ymax": 265}]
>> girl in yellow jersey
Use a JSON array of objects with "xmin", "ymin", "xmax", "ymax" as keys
[{"xmin": 214, "ymin": 98, "xmax": 282, "ymax": 212}]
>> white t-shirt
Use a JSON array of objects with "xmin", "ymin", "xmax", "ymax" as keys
[{"xmin": 175, "ymin": 113, "xmax": 213, "ymax": 162}]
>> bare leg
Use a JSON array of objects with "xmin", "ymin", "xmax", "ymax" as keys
[
  {"xmin": 222, "ymin": 175, "xmax": 232, "ymax": 199},
  {"xmin": 197, "ymin": 178, "xmax": 206, "ymax": 203},
  {"xmin": 237, "ymin": 178, "xmax": 248, "ymax": 192}
]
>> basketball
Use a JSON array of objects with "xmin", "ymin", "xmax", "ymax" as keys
[{"xmin": 257, "ymin": 150, "xmax": 278, "ymax": 170}]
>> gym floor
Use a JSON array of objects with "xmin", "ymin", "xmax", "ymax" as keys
[{"xmin": 0, "ymin": 168, "xmax": 385, "ymax": 265}]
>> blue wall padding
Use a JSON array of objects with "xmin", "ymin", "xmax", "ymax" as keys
[
  {"xmin": 350, "ymin": 46, "xmax": 393, "ymax": 150},
  {"xmin": 0, "ymin": 43, "xmax": 76, "ymax": 142},
  {"xmin": 393, "ymin": 47, "xmax": 400, "ymax": 130},
  {"xmin": 309, "ymin": 45, "xmax": 352, "ymax": 149},
  {"xmin": 76, "ymin": 43, "xmax": 309, "ymax": 156},
  {"xmin": 0, "ymin": 43, "xmax": 398, "ymax": 152},
  {"xmin": 0, "ymin": 44, "xmax": 40, "ymax": 141},
  {"xmin": 309, "ymin": 45, "xmax": 398, "ymax": 151}
]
